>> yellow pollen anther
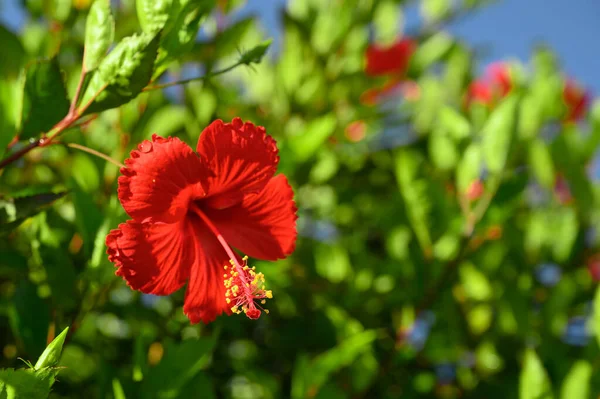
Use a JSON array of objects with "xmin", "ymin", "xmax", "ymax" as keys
[{"xmin": 222, "ymin": 257, "xmax": 273, "ymax": 320}]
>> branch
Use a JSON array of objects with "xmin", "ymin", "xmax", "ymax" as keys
[{"xmin": 142, "ymin": 61, "xmax": 244, "ymax": 92}]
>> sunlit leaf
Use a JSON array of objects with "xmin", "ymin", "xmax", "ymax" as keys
[
  {"xmin": 519, "ymin": 349, "xmax": 554, "ymax": 399},
  {"xmin": 83, "ymin": 0, "xmax": 115, "ymax": 72}
]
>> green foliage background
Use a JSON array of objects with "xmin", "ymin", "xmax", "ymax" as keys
[{"xmin": 1, "ymin": 0, "xmax": 600, "ymax": 398}]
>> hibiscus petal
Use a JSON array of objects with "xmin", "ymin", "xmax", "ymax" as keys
[
  {"xmin": 196, "ymin": 118, "xmax": 279, "ymax": 210},
  {"xmin": 205, "ymin": 174, "xmax": 298, "ymax": 261},
  {"xmin": 105, "ymin": 220, "xmax": 193, "ymax": 295},
  {"xmin": 183, "ymin": 214, "xmax": 231, "ymax": 324},
  {"xmin": 118, "ymin": 134, "xmax": 207, "ymax": 223}
]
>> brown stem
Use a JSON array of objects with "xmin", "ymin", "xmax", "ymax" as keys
[{"xmin": 0, "ymin": 140, "xmax": 41, "ymax": 170}]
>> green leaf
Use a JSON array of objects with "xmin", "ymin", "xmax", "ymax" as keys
[
  {"xmin": 559, "ymin": 361, "xmax": 592, "ymax": 399},
  {"xmin": 50, "ymin": 0, "xmax": 72, "ymax": 22},
  {"xmin": 549, "ymin": 207, "xmax": 578, "ymax": 262},
  {"xmin": 137, "ymin": 0, "xmax": 173, "ymax": 34},
  {"xmin": 519, "ymin": 349, "xmax": 554, "ymax": 399},
  {"xmin": 112, "ymin": 378, "xmax": 127, "ymax": 399},
  {"xmin": 34, "ymin": 327, "xmax": 69, "ymax": 369},
  {"xmin": 482, "ymin": 96, "xmax": 518, "ymax": 173},
  {"xmin": 152, "ymin": 0, "xmax": 215, "ymax": 80},
  {"xmin": 239, "ymin": 39, "xmax": 272, "ymax": 66},
  {"xmin": 11, "ymin": 281, "xmax": 51, "ymax": 359},
  {"xmin": 0, "ymin": 78, "xmax": 22, "ymax": 157},
  {"xmin": 0, "ymin": 368, "xmax": 56, "ymax": 399},
  {"xmin": 429, "ymin": 129, "xmax": 458, "ymax": 171},
  {"xmin": 142, "ymin": 337, "xmax": 217, "ymax": 398},
  {"xmin": 421, "ymin": 0, "xmax": 451, "ymax": 23},
  {"xmin": 79, "ymin": 32, "xmax": 160, "ymax": 114},
  {"xmin": 293, "ymin": 330, "xmax": 377, "ymax": 398},
  {"xmin": 19, "ymin": 58, "xmax": 70, "ymax": 140},
  {"xmin": 528, "ymin": 138, "xmax": 555, "ymax": 189},
  {"xmin": 551, "ymin": 134, "xmax": 594, "ymax": 217},
  {"xmin": 593, "ymin": 286, "xmax": 600, "ymax": 349},
  {"xmin": 70, "ymin": 179, "xmax": 103, "ymax": 257},
  {"xmin": 83, "ymin": 0, "xmax": 115, "ymax": 72},
  {"xmin": 0, "ymin": 191, "xmax": 67, "ymax": 233},
  {"xmin": 289, "ymin": 115, "xmax": 337, "ymax": 162},
  {"xmin": 395, "ymin": 149, "xmax": 432, "ymax": 256},
  {"xmin": 315, "ymin": 243, "xmax": 351, "ymax": 283},
  {"xmin": 411, "ymin": 32, "xmax": 453, "ymax": 71},
  {"xmin": 372, "ymin": 1, "xmax": 402, "ymax": 46},
  {"xmin": 438, "ymin": 106, "xmax": 471, "ymax": 140},
  {"xmin": 0, "ymin": 25, "xmax": 26, "ymax": 78},
  {"xmin": 459, "ymin": 262, "xmax": 492, "ymax": 301}
]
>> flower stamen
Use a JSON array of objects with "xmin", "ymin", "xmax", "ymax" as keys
[
  {"xmin": 224, "ymin": 256, "xmax": 272, "ymax": 319},
  {"xmin": 192, "ymin": 204, "xmax": 272, "ymax": 320}
]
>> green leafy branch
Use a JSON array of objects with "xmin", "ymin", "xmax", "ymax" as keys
[{"xmin": 0, "ymin": 0, "xmax": 271, "ymax": 171}]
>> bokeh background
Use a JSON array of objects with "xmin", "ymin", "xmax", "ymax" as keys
[{"xmin": 1, "ymin": 0, "xmax": 600, "ymax": 398}]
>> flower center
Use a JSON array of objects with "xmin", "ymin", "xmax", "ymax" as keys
[
  {"xmin": 191, "ymin": 204, "xmax": 272, "ymax": 320},
  {"xmin": 224, "ymin": 256, "xmax": 272, "ymax": 319}
]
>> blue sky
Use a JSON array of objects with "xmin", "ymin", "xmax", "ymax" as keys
[{"xmin": 2, "ymin": 0, "xmax": 599, "ymax": 92}]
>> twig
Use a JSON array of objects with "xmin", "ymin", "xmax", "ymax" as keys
[
  {"xmin": 142, "ymin": 61, "xmax": 243, "ymax": 92},
  {"xmin": 66, "ymin": 143, "xmax": 125, "ymax": 169}
]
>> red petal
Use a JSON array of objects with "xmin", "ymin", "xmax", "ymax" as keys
[
  {"xmin": 204, "ymin": 174, "xmax": 298, "ymax": 261},
  {"xmin": 183, "ymin": 214, "xmax": 231, "ymax": 324},
  {"xmin": 105, "ymin": 220, "xmax": 193, "ymax": 295},
  {"xmin": 196, "ymin": 118, "xmax": 279, "ymax": 210},
  {"xmin": 118, "ymin": 135, "xmax": 207, "ymax": 223}
]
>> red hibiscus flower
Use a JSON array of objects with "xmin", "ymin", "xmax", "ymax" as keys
[
  {"xmin": 563, "ymin": 79, "xmax": 590, "ymax": 123},
  {"xmin": 105, "ymin": 118, "xmax": 298, "ymax": 323},
  {"xmin": 365, "ymin": 38, "xmax": 416, "ymax": 77},
  {"xmin": 466, "ymin": 62, "xmax": 512, "ymax": 106}
]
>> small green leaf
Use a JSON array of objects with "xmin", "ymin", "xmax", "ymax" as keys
[
  {"xmin": 593, "ymin": 286, "xmax": 600, "ymax": 349},
  {"xmin": 112, "ymin": 378, "xmax": 127, "ymax": 399},
  {"xmin": 528, "ymin": 139, "xmax": 555, "ymax": 189},
  {"xmin": 438, "ymin": 106, "xmax": 471, "ymax": 140},
  {"xmin": 429, "ymin": 129, "xmax": 458, "ymax": 171},
  {"xmin": 297, "ymin": 330, "xmax": 377, "ymax": 398},
  {"xmin": 34, "ymin": 327, "xmax": 69, "ymax": 369},
  {"xmin": 372, "ymin": 1, "xmax": 402, "ymax": 45},
  {"xmin": 83, "ymin": 0, "xmax": 115, "ymax": 72},
  {"xmin": 519, "ymin": 349, "xmax": 554, "ymax": 399},
  {"xmin": 459, "ymin": 262, "xmax": 492, "ymax": 301},
  {"xmin": 79, "ymin": 32, "xmax": 160, "ymax": 114},
  {"xmin": 395, "ymin": 149, "xmax": 432, "ymax": 256},
  {"xmin": 142, "ymin": 336, "xmax": 217, "ymax": 398},
  {"xmin": 153, "ymin": 0, "xmax": 215, "ymax": 80},
  {"xmin": 559, "ymin": 361, "xmax": 592, "ymax": 399},
  {"xmin": 289, "ymin": 115, "xmax": 337, "ymax": 162},
  {"xmin": 482, "ymin": 96, "xmax": 518, "ymax": 173},
  {"xmin": 19, "ymin": 58, "xmax": 70, "ymax": 140},
  {"xmin": 0, "ymin": 191, "xmax": 67, "ymax": 233},
  {"xmin": 421, "ymin": 0, "xmax": 451, "ymax": 23},
  {"xmin": 137, "ymin": 0, "xmax": 173, "ymax": 33},
  {"xmin": 239, "ymin": 39, "xmax": 272, "ymax": 66},
  {"xmin": 315, "ymin": 243, "xmax": 351, "ymax": 283},
  {"xmin": 411, "ymin": 32, "xmax": 453, "ymax": 71}
]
